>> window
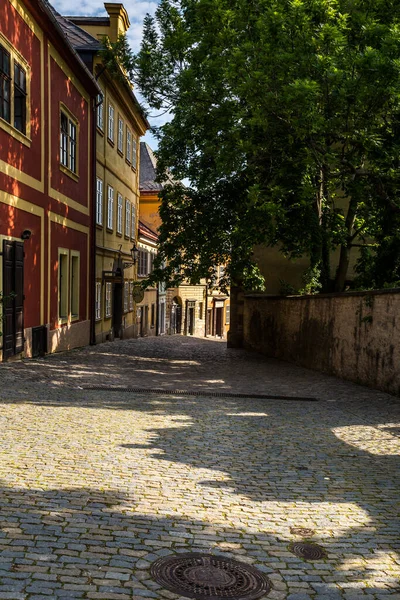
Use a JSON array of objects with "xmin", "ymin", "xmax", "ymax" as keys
[
  {"xmin": 124, "ymin": 281, "xmax": 129, "ymax": 313},
  {"xmin": 70, "ymin": 252, "xmax": 80, "ymax": 319},
  {"xmin": 199, "ymin": 302, "xmax": 203, "ymax": 320},
  {"xmin": 131, "ymin": 203, "xmax": 136, "ymax": 239},
  {"xmin": 96, "ymin": 178, "xmax": 103, "ymax": 225},
  {"xmin": 125, "ymin": 200, "xmax": 131, "ymax": 238},
  {"xmin": 13, "ymin": 62, "xmax": 26, "ymax": 134},
  {"xmin": 0, "ymin": 45, "xmax": 11, "ymax": 123},
  {"xmin": 132, "ymin": 137, "xmax": 137, "ymax": 169},
  {"xmin": 107, "ymin": 185, "xmax": 114, "ymax": 230},
  {"xmin": 96, "ymin": 92, "xmax": 104, "ymax": 130},
  {"xmin": 225, "ymin": 305, "xmax": 230, "ymax": 324},
  {"xmin": 149, "ymin": 252, "xmax": 155, "ymax": 274},
  {"xmin": 151, "ymin": 303, "xmax": 155, "ymax": 328},
  {"xmin": 0, "ymin": 37, "xmax": 30, "ymax": 142},
  {"xmin": 117, "ymin": 193, "xmax": 123, "ymax": 234},
  {"xmin": 58, "ymin": 250, "xmax": 69, "ymax": 321},
  {"xmin": 60, "ymin": 109, "xmax": 77, "ymax": 173},
  {"xmin": 126, "ymin": 128, "xmax": 131, "ymax": 163},
  {"xmin": 129, "ymin": 281, "xmax": 134, "ymax": 311},
  {"xmin": 105, "ymin": 282, "xmax": 112, "ymax": 317},
  {"xmin": 95, "ymin": 282, "xmax": 101, "ymax": 320},
  {"xmin": 138, "ymin": 249, "xmax": 148, "ymax": 277},
  {"xmin": 118, "ymin": 117, "xmax": 123, "ymax": 152},
  {"xmin": 108, "ymin": 103, "xmax": 114, "ymax": 142}
]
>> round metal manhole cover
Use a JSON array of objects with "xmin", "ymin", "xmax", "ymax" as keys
[
  {"xmin": 150, "ymin": 553, "xmax": 272, "ymax": 599},
  {"xmin": 289, "ymin": 542, "xmax": 326, "ymax": 560}
]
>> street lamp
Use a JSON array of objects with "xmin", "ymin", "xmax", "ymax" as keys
[{"xmin": 130, "ymin": 243, "xmax": 139, "ymax": 265}]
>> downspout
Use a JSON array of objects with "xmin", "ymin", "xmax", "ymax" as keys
[
  {"xmin": 90, "ymin": 94, "xmax": 98, "ymax": 345},
  {"xmin": 204, "ymin": 282, "xmax": 208, "ymax": 337}
]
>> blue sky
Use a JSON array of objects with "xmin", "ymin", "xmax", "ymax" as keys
[{"xmin": 52, "ymin": 0, "xmax": 166, "ymax": 150}]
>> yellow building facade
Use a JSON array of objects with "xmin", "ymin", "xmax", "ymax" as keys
[{"xmin": 63, "ymin": 4, "xmax": 149, "ymax": 343}]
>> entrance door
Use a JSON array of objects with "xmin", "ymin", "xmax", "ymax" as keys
[
  {"xmin": 112, "ymin": 282, "xmax": 123, "ymax": 338},
  {"xmin": 215, "ymin": 307, "xmax": 223, "ymax": 337},
  {"xmin": 188, "ymin": 307, "xmax": 195, "ymax": 335},
  {"xmin": 171, "ymin": 298, "xmax": 182, "ymax": 334},
  {"xmin": 2, "ymin": 240, "xmax": 24, "ymax": 360}
]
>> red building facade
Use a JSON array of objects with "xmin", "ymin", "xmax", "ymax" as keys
[{"xmin": 0, "ymin": 0, "xmax": 99, "ymax": 359}]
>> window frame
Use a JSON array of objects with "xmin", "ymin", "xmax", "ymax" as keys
[
  {"xmin": 108, "ymin": 102, "xmax": 114, "ymax": 143},
  {"xmin": 105, "ymin": 282, "xmax": 112, "ymax": 318},
  {"xmin": 95, "ymin": 281, "xmax": 102, "ymax": 321},
  {"xmin": 107, "ymin": 185, "xmax": 114, "ymax": 230},
  {"xmin": 96, "ymin": 177, "xmax": 103, "ymax": 226},
  {"xmin": 126, "ymin": 127, "xmax": 131, "ymax": 163},
  {"xmin": 117, "ymin": 115, "xmax": 124, "ymax": 153},
  {"xmin": 0, "ymin": 33, "xmax": 31, "ymax": 145},
  {"xmin": 117, "ymin": 192, "xmax": 123, "ymax": 235},
  {"xmin": 96, "ymin": 91, "xmax": 104, "ymax": 131},
  {"xmin": 125, "ymin": 199, "xmax": 131, "ymax": 238},
  {"xmin": 70, "ymin": 251, "xmax": 80, "ymax": 321},
  {"xmin": 59, "ymin": 103, "xmax": 79, "ymax": 179},
  {"xmin": 58, "ymin": 248, "xmax": 69, "ymax": 324},
  {"xmin": 131, "ymin": 202, "xmax": 136, "ymax": 240}
]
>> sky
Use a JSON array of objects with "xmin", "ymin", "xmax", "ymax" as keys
[{"xmin": 51, "ymin": 0, "xmax": 167, "ymax": 150}]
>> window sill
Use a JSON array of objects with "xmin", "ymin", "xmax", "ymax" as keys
[
  {"xmin": 107, "ymin": 138, "xmax": 115, "ymax": 147},
  {"xmin": 106, "ymin": 227, "xmax": 113, "ymax": 233},
  {"xmin": 0, "ymin": 117, "xmax": 31, "ymax": 147},
  {"xmin": 104, "ymin": 314, "xmax": 112, "ymax": 319},
  {"xmin": 96, "ymin": 223, "xmax": 103, "ymax": 229},
  {"xmin": 60, "ymin": 164, "xmax": 79, "ymax": 182},
  {"xmin": 116, "ymin": 231, "xmax": 122, "ymax": 237},
  {"xmin": 117, "ymin": 148, "xmax": 123, "ymax": 157},
  {"xmin": 71, "ymin": 315, "xmax": 79, "ymax": 322},
  {"xmin": 58, "ymin": 317, "xmax": 68, "ymax": 326},
  {"xmin": 125, "ymin": 159, "xmax": 131, "ymax": 167},
  {"xmin": 96, "ymin": 126, "xmax": 104, "ymax": 136}
]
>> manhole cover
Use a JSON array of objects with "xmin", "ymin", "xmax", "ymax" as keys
[
  {"xmin": 150, "ymin": 553, "xmax": 272, "ymax": 599},
  {"xmin": 289, "ymin": 527, "xmax": 315, "ymax": 537},
  {"xmin": 289, "ymin": 542, "xmax": 326, "ymax": 560}
]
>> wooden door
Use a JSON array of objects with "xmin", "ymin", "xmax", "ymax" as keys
[{"xmin": 2, "ymin": 240, "xmax": 24, "ymax": 360}]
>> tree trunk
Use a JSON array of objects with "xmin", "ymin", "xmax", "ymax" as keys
[{"xmin": 334, "ymin": 194, "xmax": 358, "ymax": 292}]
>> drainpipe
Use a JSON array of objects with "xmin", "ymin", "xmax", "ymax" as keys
[{"xmin": 89, "ymin": 95, "xmax": 97, "ymax": 345}]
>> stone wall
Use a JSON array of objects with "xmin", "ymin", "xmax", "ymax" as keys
[{"xmin": 243, "ymin": 290, "xmax": 400, "ymax": 396}]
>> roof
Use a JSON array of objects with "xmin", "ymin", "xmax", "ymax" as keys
[
  {"xmin": 139, "ymin": 142, "xmax": 163, "ymax": 192},
  {"xmin": 139, "ymin": 220, "xmax": 158, "ymax": 242},
  {"xmin": 36, "ymin": 0, "xmax": 101, "ymax": 93}
]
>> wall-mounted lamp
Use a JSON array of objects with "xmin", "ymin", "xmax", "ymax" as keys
[
  {"xmin": 130, "ymin": 243, "xmax": 139, "ymax": 265},
  {"xmin": 21, "ymin": 229, "xmax": 32, "ymax": 240}
]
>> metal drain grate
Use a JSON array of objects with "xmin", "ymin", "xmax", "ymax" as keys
[
  {"xmin": 150, "ymin": 553, "xmax": 272, "ymax": 600},
  {"xmin": 289, "ymin": 542, "xmax": 326, "ymax": 560},
  {"xmin": 82, "ymin": 385, "xmax": 317, "ymax": 401}
]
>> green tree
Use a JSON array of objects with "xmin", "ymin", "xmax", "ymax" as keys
[{"xmin": 136, "ymin": 0, "xmax": 400, "ymax": 291}]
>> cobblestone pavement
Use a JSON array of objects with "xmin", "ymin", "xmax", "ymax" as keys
[{"xmin": 0, "ymin": 336, "xmax": 399, "ymax": 599}]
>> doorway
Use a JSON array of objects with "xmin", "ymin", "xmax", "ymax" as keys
[
  {"xmin": 2, "ymin": 240, "xmax": 24, "ymax": 360},
  {"xmin": 112, "ymin": 282, "xmax": 123, "ymax": 338},
  {"xmin": 171, "ymin": 297, "xmax": 182, "ymax": 334}
]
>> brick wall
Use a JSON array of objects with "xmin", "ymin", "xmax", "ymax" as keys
[{"xmin": 243, "ymin": 290, "xmax": 400, "ymax": 396}]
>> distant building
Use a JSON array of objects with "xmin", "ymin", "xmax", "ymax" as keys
[
  {"xmin": 0, "ymin": 0, "xmax": 99, "ymax": 360},
  {"xmin": 136, "ymin": 220, "xmax": 158, "ymax": 337}
]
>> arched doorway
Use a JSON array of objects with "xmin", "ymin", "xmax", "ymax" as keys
[{"xmin": 170, "ymin": 297, "xmax": 182, "ymax": 334}]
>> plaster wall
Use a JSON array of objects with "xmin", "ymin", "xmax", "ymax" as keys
[{"xmin": 243, "ymin": 290, "xmax": 400, "ymax": 396}]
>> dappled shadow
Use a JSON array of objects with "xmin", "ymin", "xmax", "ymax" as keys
[{"xmin": 0, "ymin": 479, "xmax": 397, "ymax": 597}]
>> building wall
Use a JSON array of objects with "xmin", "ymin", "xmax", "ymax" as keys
[
  {"xmin": 0, "ymin": 0, "xmax": 94, "ymax": 359},
  {"xmin": 243, "ymin": 290, "xmax": 400, "ymax": 396}
]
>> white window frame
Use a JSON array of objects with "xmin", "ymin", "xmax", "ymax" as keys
[
  {"xmin": 132, "ymin": 137, "xmax": 137, "ymax": 169},
  {"xmin": 126, "ymin": 128, "xmax": 131, "ymax": 163},
  {"xmin": 60, "ymin": 107, "xmax": 78, "ymax": 175},
  {"xmin": 96, "ymin": 92, "xmax": 104, "ymax": 130},
  {"xmin": 58, "ymin": 248, "xmax": 69, "ymax": 323},
  {"xmin": 131, "ymin": 203, "xmax": 136, "ymax": 239},
  {"xmin": 107, "ymin": 185, "xmax": 114, "ymax": 230},
  {"xmin": 108, "ymin": 103, "xmax": 114, "ymax": 142},
  {"xmin": 124, "ymin": 281, "xmax": 129, "ymax": 313},
  {"xmin": 129, "ymin": 280, "xmax": 134, "ymax": 311},
  {"xmin": 96, "ymin": 177, "xmax": 103, "ymax": 225},
  {"xmin": 95, "ymin": 281, "xmax": 101, "ymax": 320},
  {"xmin": 70, "ymin": 251, "xmax": 80, "ymax": 321},
  {"xmin": 117, "ymin": 193, "xmax": 123, "ymax": 234},
  {"xmin": 118, "ymin": 116, "xmax": 123, "ymax": 153},
  {"xmin": 105, "ymin": 282, "xmax": 112, "ymax": 318},
  {"xmin": 125, "ymin": 199, "xmax": 131, "ymax": 238}
]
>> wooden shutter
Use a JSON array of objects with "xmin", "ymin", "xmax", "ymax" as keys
[
  {"xmin": 14, "ymin": 241, "xmax": 24, "ymax": 354},
  {"xmin": 2, "ymin": 240, "xmax": 15, "ymax": 360}
]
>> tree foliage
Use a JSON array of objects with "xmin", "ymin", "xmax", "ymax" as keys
[{"xmin": 135, "ymin": 0, "xmax": 400, "ymax": 291}]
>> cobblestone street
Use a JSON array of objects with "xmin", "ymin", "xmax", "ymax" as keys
[{"xmin": 0, "ymin": 336, "xmax": 399, "ymax": 599}]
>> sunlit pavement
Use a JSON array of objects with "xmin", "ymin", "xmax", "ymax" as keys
[{"xmin": 0, "ymin": 336, "xmax": 399, "ymax": 599}]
